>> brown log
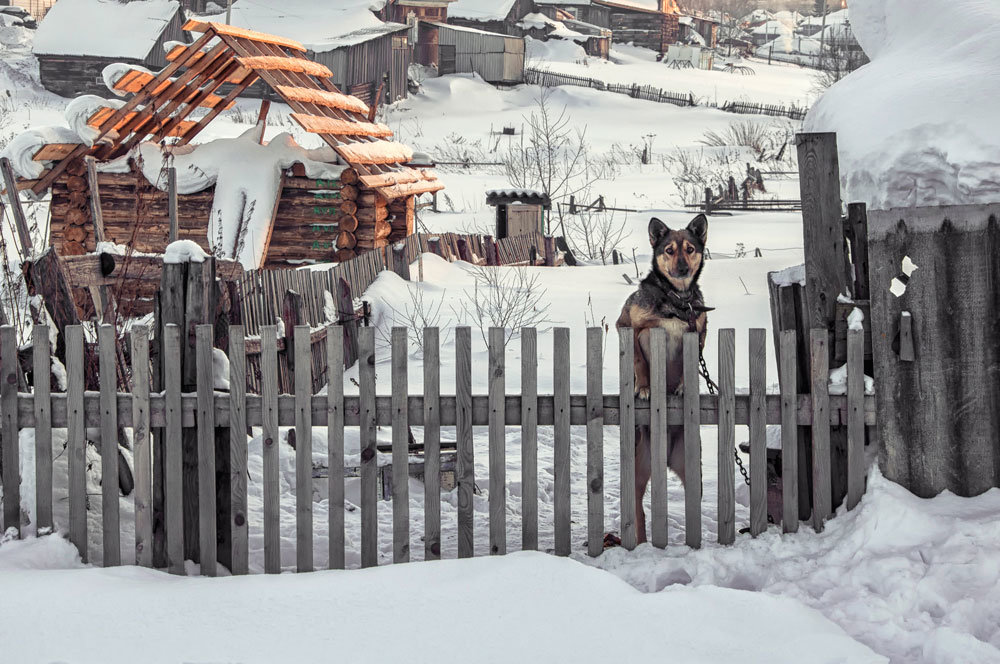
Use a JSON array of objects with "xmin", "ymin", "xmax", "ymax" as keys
[
  {"xmin": 339, "ymin": 214, "xmax": 359, "ymax": 233},
  {"xmin": 66, "ymin": 175, "xmax": 87, "ymax": 192},
  {"xmin": 65, "ymin": 208, "xmax": 89, "ymax": 226},
  {"xmin": 354, "ymin": 220, "xmax": 392, "ymax": 242},
  {"xmin": 68, "ymin": 191, "xmax": 89, "ymax": 207},
  {"xmin": 357, "ymin": 191, "xmax": 384, "ymax": 206},
  {"xmin": 336, "ymin": 230, "xmax": 357, "ymax": 250},
  {"xmin": 340, "ymin": 168, "xmax": 359, "ymax": 185},
  {"xmin": 63, "ymin": 241, "xmax": 87, "ymax": 256},
  {"xmin": 355, "ymin": 237, "xmax": 390, "ymax": 250},
  {"xmin": 340, "ymin": 200, "xmax": 358, "ymax": 216},
  {"xmin": 340, "ymin": 184, "xmax": 358, "ymax": 201},
  {"xmin": 334, "ymin": 248, "xmax": 356, "ymax": 262},
  {"xmin": 64, "ymin": 225, "xmax": 87, "ymax": 243},
  {"xmin": 356, "ymin": 206, "xmax": 389, "ymax": 224},
  {"xmin": 65, "ymin": 159, "xmax": 86, "ymax": 177}
]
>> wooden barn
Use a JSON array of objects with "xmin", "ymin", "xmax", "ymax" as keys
[
  {"xmin": 534, "ymin": 0, "xmax": 680, "ymax": 53},
  {"xmin": 518, "ymin": 11, "xmax": 611, "ymax": 59},
  {"xmin": 422, "ymin": 22, "xmax": 525, "ymax": 84},
  {"xmin": 201, "ymin": 0, "xmax": 411, "ymax": 106},
  {"xmin": 32, "ymin": 0, "xmax": 188, "ymax": 98},
  {"xmin": 9, "ymin": 21, "xmax": 442, "ymax": 312},
  {"xmin": 445, "ymin": 0, "xmax": 537, "ymax": 35}
]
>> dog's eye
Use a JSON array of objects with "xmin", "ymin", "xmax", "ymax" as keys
[
  {"xmin": 665, "ymin": 247, "xmax": 674, "ymax": 255},
  {"xmin": 686, "ymin": 246, "xmax": 695, "ymax": 255}
]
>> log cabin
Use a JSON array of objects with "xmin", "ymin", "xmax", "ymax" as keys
[
  {"xmin": 533, "ymin": 0, "xmax": 680, "ymax": 53},
  {"xmin": 5, "ymin": 20, "xmax": 442, "ymax": 313}
]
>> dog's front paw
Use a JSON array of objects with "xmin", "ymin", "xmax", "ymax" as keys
[{"xmin": 635, "ymin": 386, "xmax": 650, "ymax": 400}]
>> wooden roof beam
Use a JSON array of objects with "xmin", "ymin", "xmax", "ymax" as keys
[
  {"xmin": 290, "ymin": 113, "xmax": 393, "ymax": 138},
  {"xmin": 377, "ymin": 179, "xmax": 445, "ymax": 201},
  {"xmin": 276, "ymin": 86, "xmax": 370, "ymax": 115},
  {"xmin": 336, "ymin": 141, "xmax": 413, "ymax": 165},
  {"xmin": 235, "ymin": 55, "xmax": 332, "ymax": 78},
  {"xmin": 184, "ymin": 20, "xmax": 307, "ymax": 52}
]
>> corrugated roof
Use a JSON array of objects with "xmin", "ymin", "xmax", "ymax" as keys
[{"xmin": 33, "ymin": 0, "xmax": 179, "ymax": 59}]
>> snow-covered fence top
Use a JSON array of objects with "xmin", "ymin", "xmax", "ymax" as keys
[{"xmin": 0, "ymin": 321, "xmax": 873, "ymax": 573}]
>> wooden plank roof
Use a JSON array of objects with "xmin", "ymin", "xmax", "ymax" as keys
[{"xmin": 27, "ymin": 20, "xmax": 441, "ymax": 200}]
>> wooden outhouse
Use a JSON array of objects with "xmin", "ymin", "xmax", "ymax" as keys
[{"xmin": 487, "ymin": 189, "xmax": 551, "ymax": 238}]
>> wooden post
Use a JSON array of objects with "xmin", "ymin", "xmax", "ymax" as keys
[
  {"xmin": 796, "ymin": 132, "xmax": 849, "ymax": 334},
  {"xmin": 0, "ymin": 157, "xmax": 32, "ymax": 259},
  {"xmin": 335, "ymin": 278, "xmax": 358, "ymax": 368},
  {"xmin": 23, "ymin": 248, "xmax": 81, "ymax": 362},
  {"xmin": 1, "ymin": 326, "xmax": 19, "ymax": 536},
  {"xmin": 390, "ymin": 241, "xmax": 410, "ymax": 280},
  {"xmin": 846, "ymin": 202, "xmax": 870, "ymax": 300},
  {"xmin": 167, "ymin": 167, "xmax": 179, "ymax": 243}
]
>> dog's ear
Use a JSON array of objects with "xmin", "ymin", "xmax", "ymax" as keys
[
  {"xmin": 687, "ymin": 214, "xmax": 708, "ymax": 246},
  {"xmin": 648, "ymin": 217, "xmax": 669, "ymax": 247}
]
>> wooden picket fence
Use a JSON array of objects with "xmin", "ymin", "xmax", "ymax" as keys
[{"xmin": 0, "ymin": 323, "xmax": 873, "ymax": 573}]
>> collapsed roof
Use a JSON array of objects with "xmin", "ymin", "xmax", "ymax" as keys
[{"xmin": 25, "ymin": 20, "xmax": 442, "ymax": 201}]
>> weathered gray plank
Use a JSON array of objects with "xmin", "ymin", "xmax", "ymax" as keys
[
  {"xmin": 391, "ymin": 327, "xmax": 409, "ymax": 563},
  {"xmin": 553, "ymin": 327, "xmax": 571, "ymax": 556},
  {"xmin": 618, "ymin": 328, "xmax": 636, "ymax": 550},
  {"xmin": 649, "ymin": 327, "xmax": 668, "ymax": 549},
  {"xmin": 98, "ymin": 324, "xmax": 120, "ymax": 565},
  {"xmin": 195, "ymin": 325, "xmax": 217, "ymax": 576},
  {"xmin": 488, "ymin": 327, "xmax": 506, "ymax": 555},
  {"xmin": 717, "ymin": 329, "xmax": 736, "ymax": 545},
  {"xmin": 455, "ymin": 326, "xmax": 474, "ymax": 558},
  {"xmin": 423, "ymin": 327, "xmax": 441, "ymax": 561},
  {"xmin": 228, "ymin": 326, "xmax": 248, "ymax": 575},
  {"xmin": 683, "ymin": 332, "xmax": 702, "ymax": 549},
  {"xmin": 359, "ymin": 326, "xmax": 378, "ymax": 567},
  {"xmin": 261, "ymin": 326, "xmax": 281, "ymax": 573},
  {"xmin": 327, "ymin": 325, "xmax": 345, "ymax": 569},
  {"xmin": 586, "ymin": 327, "xmax": 604, "ymax": 557},
  {"xmin": 846, "ymin": 328, "xmax": 865, "ymax": 510},
  {"xmin": 67, "ymin": 326, "xmax": 86, "ymax": 561},
  {"xmin": 294, "ymin": 325, "xmax": 313, "ymax": 572},
  {"xmin": 748, "ymin": 329, "xmax": 768, "ymax": 537},
  {"xmin": 520, "ymin": 328, "xmax": 538, "ymax": 551},
  {"xmin": 1, "ymin": 326, "xmax": 19, "ymax": 537},
  {"xmin": 780, "ymin": 330, "xmax": 799, "ymax": 533},
  {"xmin": 32, "ymin": 325, "xmax": 53, "ymax": 532},
  {"xmin": 810, "ymin": 328, "xmax": 832, "ymax": 531},
  {"xmin": 797, "ymin": 132, "xmax": 848, "ymax": 330},
  {"xmin": 163, "ymin": 324, "xmax": 184, "ymax": 574},
  {"xmin": 131, "ymin": 326, "xmax": 152, "ymax": 567}
]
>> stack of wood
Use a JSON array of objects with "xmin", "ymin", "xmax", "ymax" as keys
[
  {"xmin": 387, "ymin": 196, "xmax": 415, "ymax": 242},
  {"xmin": 52, "ymin": 160, "xmax": 91, "ymax": 257}
]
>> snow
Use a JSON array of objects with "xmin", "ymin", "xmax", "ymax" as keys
[
  {"xmin": 212, "ymin": 347, "xmax": 230, "ymax": 390},
  {"xmin": 163, "ymin": 239, "xmax": 207, "ymax": 264},
  {"xmin": 804, "ymin": 0, "xmax": 1000, "ymax": 209},
  {"xmin": 827, "ymin": 362, "xmax": 874, "ymax": 396},
  {"xmin": 847, "ymin": 306, "xmax": 864, "ymax": 331},
  {"xmin": 199, "ymin": 0, "xmax": 403, "ymax": 52},
  {"xmin": 769, "ymin": 263, "xmax": 805, "ymax": 286},
  {"xmin": 0, "ymin": 125, "xmax": 81, "ymax": 179},
  {"xmin": 32, "ymin": 0, "xmax": 179, "ymax": 59},
  {"xmin": 448, "ymin": 0, "xmax": 518, "ymax": 22},
  {"xmin": 63, "ymin": 94, "xmax": 124, "ymax": 146},
  {"xmin": 0, "ymin": 544, "xmax": 884, "ymax": 664}
]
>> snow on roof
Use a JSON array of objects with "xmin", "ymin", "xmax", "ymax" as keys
[
  {"xmin": 447, "ymin": 0, "xmax": 518, "ymax": 21},
  {"xmin": 33, "ymin": 0, "xmax": 179, "ymax": 59},
  {"xmin": 751, "ymin": 20, "xmax": 794, "ymax": 36},
  {"xmin": 430, "ymin": 22, "xmax": 518, "ymax": 40},
  {"xmin": 533, "ymin": 0, "xmax": 592, "ymax": 4},
  {"xmin": 199, "ymin": 0, "xmax": 403, "ymax": 52}
]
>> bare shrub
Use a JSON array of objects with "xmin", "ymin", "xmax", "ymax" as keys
[
  {"xmin": 699, "ymin": 119, "xmax": 795, "ymax": 162},
  {"xmin": 563, "ymin": 200, "xmax": 630, "ymax": 264},
  {"xmin": 452, "ymin": 265, "xmax": 551, "ymax": 348},
  {"xmin": 378, "ymin": 285, "xmax": 449, "ymax": 357}
]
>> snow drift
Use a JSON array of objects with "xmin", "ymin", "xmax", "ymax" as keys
[{"xmin": 804, "ymin": 0, "xmax": 1000, "ymax": 209}]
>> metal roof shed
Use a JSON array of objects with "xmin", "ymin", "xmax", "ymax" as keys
[{"xmin": 430, "ymin": 22, "xmax": 524, "ymax": 85}]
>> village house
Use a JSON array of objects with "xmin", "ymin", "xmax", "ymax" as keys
[
  {"xmin": 32, "ymin": 0, "xmax": 188, "ymax": 98},
  {"xmin": 533, "ymin": 0, "xmax": 680, "ymax": 53}
]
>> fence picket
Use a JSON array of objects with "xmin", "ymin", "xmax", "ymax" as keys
[
  {"xmin": 163, "ymin": 324, "xmax": 184, "ymax": 574},
  {"xmin": 295, "ymin": 325, "xmax": 314, "ymax": 572},
  {"xmin": 521, "ymin": 327, "xmax": 538, "ymax": 551},
  {"xmin": 717, "ymin": 329, "xmax": 736, "ymax": 545},
  {"xmin": 131, "ymin": 326, "xmax": 152, "ymax": 567},
  {"xmin": 423, "ymin": 327, "xmax": 441, "ymax": 561},
  {"xmin": 261, "ymin": 326, "xmax": 281, "ymax": 573},
  {"xmin": 98, "ymin": 324, "xmax": 120, "ymax": 565},
  {"xmin": 391, "ymin": 327, "xmax": 409, "ymax": 563},
  {"xmin": 748, "ymin": 329, "xmax": 767, "ymax": 537},
  {"xmin": 586, "ymin": 327, "xmax": 604, "ymax": 557},
  {"xmin": 229, "ymin": 327, "xmax": 248, "ymax": 575},
  {"xmin": 847, "ymin": 328, "xmax": 865, "ymax": 510},
  {"xmin": 359, "ymin": 326, "xmax": 378, "ymax": 567},
  {"xmin": 328, "ymin": 325, "xmax": 345, "ymax": 569},
  {"xmin": 649, "ymin": 327, "xmax": 668, "ymax": 548},
  {"xmin": 488, "ymin": 327, "xmax": 506, "ymax": 555},
  {"xmin": 456, "ymin": 326, "xmax": 474, "ymax": 558},
  {"xmin": 810, "ymin": 329, "xmax": 831, "ymax": 531},
  {"xmin": 780, "ymin": 330, "xmax": 799, "ymax": 533},
  {"xmin": 32, "ymin": 325, "xmax": 52, "ymax": 532},
  {"xmin": 1, "ymin": 326, "xmax": 18, "ymax": 537},
  {"xmin": 553, "ymin": 327, "xmax": 571, "ymax": 556},
  {"xmin": 195, "ymin": 325, "xmax": 217, "ymax": 576},
  {"xmin": 618, "ymin": 328, "xmax": 636, "ymax": 550},
  {"xmin": 683, "ymin": 332, "xmax": 702, "ymax": 549},
  {"xmin": 66, "ymin": 325, "xmax": 86, "ymax": 561}
]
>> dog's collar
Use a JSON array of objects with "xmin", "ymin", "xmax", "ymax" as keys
[{"xmin": 665, "ymin": 288, "xmax": 714, "ymax": 315}]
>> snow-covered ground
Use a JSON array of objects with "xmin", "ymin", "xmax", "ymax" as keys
[{"xmin": 3, "ymin": 7, "xmax": 1000, "ymax": 663}]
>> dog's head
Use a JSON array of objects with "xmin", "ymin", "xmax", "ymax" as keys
[{"xmin": 648, "ymin": 215, "xmax": 708, "ymax": 291}]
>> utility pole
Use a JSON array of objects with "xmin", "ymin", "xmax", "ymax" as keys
[
  {"xmin": 818, "ymin": 0, "xmax": 830, "ymax": 68},
  {"xmin": 226, "ymin": 0, "xmax": 232, "ymax": 24}
]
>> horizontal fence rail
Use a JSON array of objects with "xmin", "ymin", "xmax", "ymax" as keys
[{"xmin": 0, "ymin": 324, "xmax": 871, "ymax": 574}]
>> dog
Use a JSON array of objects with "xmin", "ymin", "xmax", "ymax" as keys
[{"xmin": 616, "ymin": 214, "xmax": 710, "ymax": 544}]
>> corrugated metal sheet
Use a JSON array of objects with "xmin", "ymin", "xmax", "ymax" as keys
[{"xmin": 434, "ymin": 23, "xmax": 524, "ymax": 84}]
